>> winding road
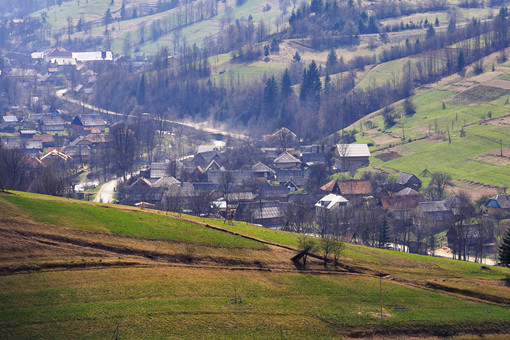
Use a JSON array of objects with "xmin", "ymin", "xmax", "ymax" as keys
[{"xmin": 56, "ymin": 89, "xmax": 249, "ymax": 140}]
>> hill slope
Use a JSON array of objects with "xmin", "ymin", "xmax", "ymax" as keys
[
  {"xmin": 338, "ymin": 51, "xmax": 510, "ymax": 198},
  {"xmin": 1, "ymin": 192, "xmax": 509, "ymax": 338}
]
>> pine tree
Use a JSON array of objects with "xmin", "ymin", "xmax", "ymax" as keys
[
  {"xmin": 137, "ymin": 74, "xmax": 146, "ymax": 105},
  {"xmin": 426, "ymin": 25, "xmax": 435, "ymax": 39},
  {"xmin": 281, "ymin": 69, "xmax": 292, "ymax": 98},
  {"xmin": 326, "ymin": 49, "xmax": 338, "ymax": 74},
  {"xmin": 263, "ymin": 76, "xmax": 277, "ymax": 112},
  {"xmin": 324, "ymin": 73, "xmax": 331, "ymax": 95},
  {"xmin": 378, "ymin": 218, "xmax": 390, "ymax": 249},
  {"xmin": 498, "ymin": 228, "xmax": 510, "ymax": 267},
  {"xmin": 457, "ymin": 50, "xmax": 466, "ymax": 72}
]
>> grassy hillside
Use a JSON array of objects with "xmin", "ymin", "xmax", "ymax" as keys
[
  {"xmin": 1, "ymin": 192, "xmax": 509, "ymax": 338},
  {"xmin": 339, "ymin": 51, "xmax": 510, "ymax": 198}
]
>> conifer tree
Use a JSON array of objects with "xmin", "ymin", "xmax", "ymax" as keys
[
  {"xmin": 281, "ymin": 69, "xmax": 292, "ymax": 98},
  {"xmin": 379, "ymin": 218, "xmax": 390, "ymax": 249},
  {"xmin": 498, "ymin": 228, "xmax": 510, "ymax": 267}
]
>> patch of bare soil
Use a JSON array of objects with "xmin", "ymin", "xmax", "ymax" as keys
[
  {"xmin": 473, "ymin": 148, "xmax": 510, "ymax": 167},
  {"xmin": 449, "ymin": 180, "xmax": 500, "ymax": 201},
  {"xmin": 425, "ymin": 281, "xmax": 510, "ymax": 304},
  {"xmin": 451, "ymin": 85, "xmax": 510, "ymax": 105},
  {"xmin": 366, "ymin": 129, "xmax": 403, "ymax": 146},
  {"xmin": 376, "ymin": 151, "xmax": 402, "ymax": 162},
  {"xmin": 484, "ymin": 79, "xmax": 510, "ymax": 89},
  {"xmin": 489, "ymin": 115, "xmax": 510, "ymax": 126},
  {"xmin": 427, "ymin": 133, "xmax": 445, "ymax": 141},
  {"xmin": 344, "ymin": 323, "xmax": 510, "ymax": 338},
  {"xmin": 370, "ymin": 311, "xmax": 392, "ymax": 318}
]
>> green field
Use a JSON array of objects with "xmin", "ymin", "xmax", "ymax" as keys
[
  {"xmin": 339, "ymin": 59, "xmax": 510, "ymax": 190},
  {"xmin": 1, "ymin": 192, "xmax": 510, "ymax": 338},
  {"xmin": 2, "ymin": 193, "xmax": 264, "ymax": 249}
]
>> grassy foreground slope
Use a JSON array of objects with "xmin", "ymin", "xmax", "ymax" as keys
[{"xmin": 1, "ymin": 192, "xmax": 510, "ymax": 338}]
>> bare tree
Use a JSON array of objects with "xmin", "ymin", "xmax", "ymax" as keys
[
  {"xmin": 425, "ymin": 171, "xmax": 452, "ymax": 199},
  {"xmin": 0, "ymin": 146, "xmax": 32, "ymax": 192},
  {"xmin": 219, "ymin": 171, "xmax": 236, "ymax": 222},
  {"xmin": 111, "ymin": 122, "xmax": 138, "ymax": 182}
]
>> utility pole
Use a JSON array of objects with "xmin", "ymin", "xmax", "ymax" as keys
[
  {"xmin": 500, "ymin": 139, "xmax": 503, "ymax": 158},
  {"xmin": 380, "ymin": 275, "xmax": 383, "ymax": 318}
]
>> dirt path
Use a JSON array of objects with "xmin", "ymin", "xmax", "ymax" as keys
[{"xmin": 93, "ymin": 178, "xmax": 119, "ymax": 203}]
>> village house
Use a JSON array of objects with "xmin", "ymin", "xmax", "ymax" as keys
[
  {"xmin": 273, "ymin": 151, "xmax": 301, "ymax": 170},
  {"xmin": 71, "ymin": 115, "xmax": 107, "ymax": 135},
  {"xmin": 264, "ymin": 127, "xmax": 297, "ymax": 148},
  {"xmin": 276, "ymin": 169, "xmax": 311, "ymax": 187},
  {"xmin": 252, "ymin": 162, "xmax": 275, "ymax": 180},
  {"xmin": 63, "ymin": 145, "xmax": 91, "ymax": 163},
  {"xmin": 33, "ymin": 134, "xmax": 55, "ymax": 148},
  {"xmin": 0, "ymin": 115, "xmax": 18, "ymax": 132},
  {"xmin": 40, "ymin": 114, "xmax": 65, "ymax": 132},
  {"xmin": 395, "ymin": 172, "xmax": 422, "ymax": 191},
  {"xmin": 334, "ymin": 144, "xmax": 370, "ymax": 171},
  {"xmin": 320, "ymin": 179, "xmax": 373, "ymax": 201},
  {"xmin": 23, "ymin": 140, "xmax": 43, "ymax": 157},
  {"xmin": 235, "ymin": 201, "xmax": 288, "ymax": 228},
  {"xmin": 485, "ymin": 194, "xmax": 510, "ymax": 218},
  {"xmin": 414, "ymin": 201, "xmax": 453, "ymax": 231},
  {"xmin": 315, "ymin": 193, "xmax": 349, "ymax": 214}
]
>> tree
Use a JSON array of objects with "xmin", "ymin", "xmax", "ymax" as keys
[
  {"xmin": 281, "ymin": 69, "xmax": 292, "ymax": 98},
  {"xmin": 295, "ymin": 235, "xmax": 317, "ymax": 268},
  {"xmin": 426, "ymin": 25, "xmax": 435, "ymax": 39},
  {"xmin": 378, "ymin": 217, "xmax": 390, "ymax": 248},
  {"xmin": 137, "ymin": 74, "xmax": 146, "ymax": 105},
  {"xmin": 498, "ymin": 228, "xmax": 510, "ymax": 267},
  {"xmin": 263, "ymin": 75, "xmax": 278, "ymax": 113},
  {"xmin": 403, "ymin": 97, "xmax": 416, "ymax": 116},
  {"xmin": 310, "ymin": 0, "xmax": 323, "ymax": 13},
  {"xmin": 111, "ymin": 122, "xmax": 137, "ymax": 182},
  {"xmin": 457, "ymin": 50, "xmax": 466, "ymax": 73},
  {"xmin": 300, "ymin": 61, "xmax": 321, "ymax": 102},
  {"xmin": 426, "ymin": 171, "xmax": 452, "ymax": 199},
  {"xmin": 0, "ymin": 146, "xmax": 32, "ymax": 192},
  {"xmin": 219, "ymin": 171, "xmax": 236, "ymax": 222},
  {"xmin": 326, "ymin": 49, "xmax": 338, "ymax": 74},
  {"xmin": 104, "ymin": 8, "xmax": 112, "ymax": 26}
]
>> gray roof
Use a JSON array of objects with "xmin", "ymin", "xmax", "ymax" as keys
[
  {"xmin": 2, "ymin": 116, "xmax": 18, "ymax": 123},
  {"xmin": 152, "ymin": 176, "xmax": 181, "ymax": 188},
  {"xmin": 336, "ymin": 144, "xmax": 371, "ymax": 157},
  {"xmin": 418, "ymin": 201, "xmax": 449, "ymax": 213},
  {"xmin": 252, "ymin": 162, "xmax": 275, "ymax": 173},
  {"xmin": 74, "ymin": 115, "xmax": 106, "ymax": 127},
  {"xmin": 24, "ymin": 140, "xmax": 43, "ymax": 149},
  {"xmin": 40, "ymin": 115, "xmax": 65, "ymax": 126},
  {"xmin": 395, "ymin": 172, "xmax": 420, "ymax": 185},
  {"xmin": 274, "ymin": 152, "xmax": 301, "ymax": 164},
  {"xmin": 150, "ymin": 162, "xmax": 169, "ymax": 179},
  {"xmin": 64, "ymin": 145, "xmax": 91, "ymax": 156},
  {"xmin": 396, "ymin": 187, "xmax": 420, "ymax": 195}
]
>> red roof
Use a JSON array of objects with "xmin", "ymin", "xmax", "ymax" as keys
[
  {"xmin": 320, "ymin": 179, "xmax": 373, "ymax": 195},
  {"xmin": 33, "ymin": 134, "xmax": 54, "ymax": 143},
  {"xmin": 381, "ymin": 194, "xmax": 425, "ymax": 210}
]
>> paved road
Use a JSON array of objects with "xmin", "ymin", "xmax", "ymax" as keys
[{"xmin": 57, "ymin": 89, "xmax": 249, "ymax": 140}]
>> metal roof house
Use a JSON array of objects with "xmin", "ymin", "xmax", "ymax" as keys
[
  {"xmin": 486, "ymin": 194, "xmax": 510, "ymax": 218},
  {"xmin": 334, "ymin": 144, "xmax": 370, "ymax": 171}
]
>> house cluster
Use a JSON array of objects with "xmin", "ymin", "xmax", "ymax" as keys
[
  {"xmin": 1, "ymin": 112, "xmax": 111, "ymax": 183},
  {"xmin": 122, "ymin": 127, "xmax": 374, "ymax": 228}
]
